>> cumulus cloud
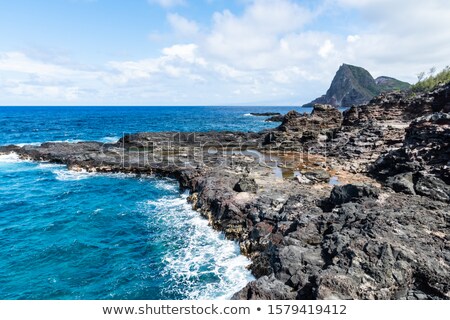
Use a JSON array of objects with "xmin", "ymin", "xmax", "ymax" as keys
[
  {"xmin": 1, "ymin": 0, "xmax": 449, "ymax": 105},
  {"xmin": 0, "ymin": 51, "xmax": 105, "ymax": 103},
  {"xmin": 318, "ymin": 40, "xmax": 335, "ymax": 59},
  {"xmin": 104, "ymin": 0, "xmax": 337, "ymax": 102},
  {"xmin": 106, "ymin": 43, "xmax": 209, "ymax": 89},
  {"xmin": 205, "ymin": 0, "xmax": 315, "ymax": 67},
  {"xmin": 5, "ymin": 82, "xmax": 81, "ymax": 102},
  {"xmin": 167, "ymin": 13, "xmax": 199, "ymax": 36},
  {"xmin": 336, "ymin": 0, "xmax": 450, "ymax": 78},
  {"xmin": 346, "ymin": 35, "xmax": 360, "ymax": 43},
  {"xmin": 0, "ymin": 52, "xmax": 76, "ymax": 78},
  {"xmin": 162, "ymin": 44, "xmax": 201, "ymax": 63}
]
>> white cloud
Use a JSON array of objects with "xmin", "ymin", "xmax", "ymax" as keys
[
  {"xmin": 271, "ymin": 65, "xmax": 323, "ymax": 85},
  {"xmin": 213, "ymin": 64, "xmax": 247, "ymax": 80},
  {"xmin": 106, "ymin": 43, "xmax": 207, "ymax": 86},
  {"xmin": 205, "ymin": 0, "xmax": 314, "ymax": 67},
  {"xmin": 346, "ymin": 35, "xmax": 360, "ymax": 43},
  {"xmin": 0, "ymin": 51, "xmax": 103, "ymax": 82},
  {"xmin": 336, "ymin": 0, "xmax": 450, "ymax": 80},
  {"xmin": 167, "ymin": 13, "xmax": 199, "ymax": 36},
  {"xmin": 162, "ymin": 44, "xmax": 201, "ymax": 64},
  {"xmin": 1, "ymin": 0, "xmax": 450, "ymax": 105},
  {"xmin": 318, "ymin": 40, "xmax": 335, "ymax": 58},
  {"xmin": 107, "ymin": 59, "xmax": 158, "ymax": 83},
  {"xmin": 0, "ymin": 52, "xmax": 73, "ymax": 78},
  {"xmin": 0, "ymin": 1, "xmax": 351, "ymax": 105},
  {"xmin": 6, "ymin": 82, "xmax": 81, "ymax": 101},
  {"xmin": 0, "ymin": 51, "xmax": 105, "ymax": 103}
]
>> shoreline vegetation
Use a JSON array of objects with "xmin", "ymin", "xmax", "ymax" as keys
[
  {"xmin": 1, "ymin": 77, "xmax": 449, "ymax": 300},
  {"xmin": 412, "ymin": 66, "xmax": 450, "ymax": 93}
]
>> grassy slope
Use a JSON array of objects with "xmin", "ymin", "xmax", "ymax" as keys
[
  {"xmin": 412, "ymin": 66, "xmax": 450, "ymax": 92},
  {"xmin": 346, "ymin": 64, "xmax": 381, "ymax": 96},
  {"xmin": 376, "ymin": 76, "xmax": 411, "ymax": 92}
]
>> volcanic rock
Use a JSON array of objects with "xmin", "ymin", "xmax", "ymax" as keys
[{"xmin": 234, "ymin": 177, "xmax": 258, "ymax": 193}]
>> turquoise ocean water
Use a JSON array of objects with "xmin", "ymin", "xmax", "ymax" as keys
[{"xmin": 0, "ymin": 106, "xmax": 305, "ymax": 299}]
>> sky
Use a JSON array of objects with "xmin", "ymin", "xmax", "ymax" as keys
[{"xmin": 0, "ymin": 0, "xmax": 449, "ymax": 106}]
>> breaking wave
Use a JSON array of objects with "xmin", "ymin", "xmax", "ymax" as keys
[{"xmin": 143, "ymin": 192, "xmax": 254, "ymax": 299}]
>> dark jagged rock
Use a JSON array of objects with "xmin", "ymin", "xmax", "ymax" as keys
[
  {"xmin": 329, "ymin": 184, "xmax": 379, "ymax": 206},
  {"xmin": 323, "ymin": 122, "xmax": 406, "ymax": 173},
  {"xmin": 250, "ymin": 112, "xmax": 282, "ymax": 116},
  {"xmin": 278, "ymin": 105, "xmax": 342, "ymax": 133},
  {"xmin": 343, "ymin": 82, "xmax": 450, "ymax": 127},
  {"xmin": 414, "ymin": 173, "xmax": 450, "ymax": 202},
  {"xmin": 386, "ymin": 172, "xmax": 416, "ymax": 195},
  {"xmin": 231, "ymin": 274, "xmax": 296, "ymax": 300},
  {"xmin": 342, "ymin": 91, "xmax": 412, "ymax": 126},
  {"xmin": 303, "ymin": 169, "xmax": 330, "ymax": 183},
  {"xmin": 314, "ymin": 194, "xmax": 449, "ymax": 300},
  {"xmin": 234, "ymin": 177, "xmax": 258, "ymax": 193},
  {"xmin": 319, "ymin": 83, "xmax": 450, "ymax": 175},
  {"xmin": 265, "ymin": 114, "xmax": 284, "ymax": 122},
  {"xmin": 370, "ymin": 112, "xmax": 450, "ymax": 190},
  {"xmin": 277, "ymin": 110, "xmax": 305, "ymax": 132},
  {"xmin": 263, "ymin": 104, "xmax": 342, "ymax": 151}
]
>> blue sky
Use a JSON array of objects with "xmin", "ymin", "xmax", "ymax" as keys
[{"xmin": 0, "ymin": 0, "xmax": 449, "ymax": 106}]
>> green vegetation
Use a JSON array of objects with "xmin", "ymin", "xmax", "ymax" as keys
[
  {"xmin": 345, "ymin": 64, "xmax": 381, "ymax": 96},
  {"xmin": 412, "ymin": 66, "xmax": 450, "ymax": 92},
  {"xmin": 376, "ymin": 76, "xmax": 411, "ymax": 92}
]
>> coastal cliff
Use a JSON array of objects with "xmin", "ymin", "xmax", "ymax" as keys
[
  {"xmin": 304, "ymin": 64, "xmax": 411, "ymax": 108},
  {"xmin": 1, "ymin": 82, "xmax": 449, "ymax": 300}
]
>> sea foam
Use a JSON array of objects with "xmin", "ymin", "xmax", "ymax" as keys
[
  {"xmin": 99, "ymin": 136, "xmax": 120, "ymax": 143},
  {"xmin": 1, "ymin": 153, "xmax": 253, "ymax": 299},
  {"xmin": 144, "ymin": 192, "xmax": 254, "ymax": 299},
  {"xmin": 13, "ymin": 142, "xmax": 42, "ymax": 147},
  {"xmin": 53, "ymin": 169, "xmax": 96, "ymax": 181},
  {"xmin": 0, "ymin": 153, "xmax": 22, "ymax": 163}
]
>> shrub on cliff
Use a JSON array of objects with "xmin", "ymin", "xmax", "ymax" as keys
[{"xmin": 412, "ymin": 66, "xmax": 450, "ymax": 92}]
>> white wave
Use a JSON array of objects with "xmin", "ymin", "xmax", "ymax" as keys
[
  {"xmin": 99, "ymin": 136, "xmax": 120, "ymax": 143},
  {"xmin": 11, "ymin": 139, "xmax": 84, "ymax": 147},
  {"xmin": 52, "ymin": 167, "xmax": 152, "ymax": 181},
  {"xmin": 243, "ymin": 113, "xmax": 252, "ymax": 116},
  {"xmin": 144, "ymin": 193, "xmax": 254, "ymax": 300},
  {"xmin": 93, "ymin": 208, "xmax": 103, "ymax": 214},
  {"xmin": 0, "ymin": 153, "xmax": 35, "ymax": 174},
  {"xmin": 53, "ymin": 168, "xmax": 96, "ymax": 181},
  {"xmin": 0, "ymin": 153, "xmax": 22, "ymax": 163},
  {"xmin": 47, "ymin": 139, "xmax": 83, "ymax": 144},
  {"xmin": 13, "ymin": 137, "xmax": 116, "ymax": 147},
  {"xmin": 0, "ymin": 153, "xmax": 32, "ymax": 164},
  {"xmin": 13, "ymin": 142, "xmax": 42, "ymax": 147},
  {"xmin": 153, "ymin": 179, "xmax": 179, "ymax": 192},
  {"xmin": 38, "ymin": 162, "xmax": 65, "ymax": 169}
]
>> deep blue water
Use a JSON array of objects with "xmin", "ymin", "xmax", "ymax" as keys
[
  {"xmin": 0, "ymin": 106, "xmax": 305, "ymax": 145},
  {"xmin": 0, "ymin": 106, "xmax": 305, "ymax": 300}
]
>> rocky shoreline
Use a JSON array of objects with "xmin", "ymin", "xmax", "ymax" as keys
[{"xmin": 1, "ymin": 83, "xmax": 449, "ymax": 300}]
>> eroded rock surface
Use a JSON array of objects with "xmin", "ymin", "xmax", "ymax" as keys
[{"xmin": 370, "ymin": 112, "xmax": 450, "ymax": 202}]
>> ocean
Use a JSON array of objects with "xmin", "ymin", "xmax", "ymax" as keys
[{"xmin": 0, "ymin": 106, "xmax": 305, "ymax": 300}]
